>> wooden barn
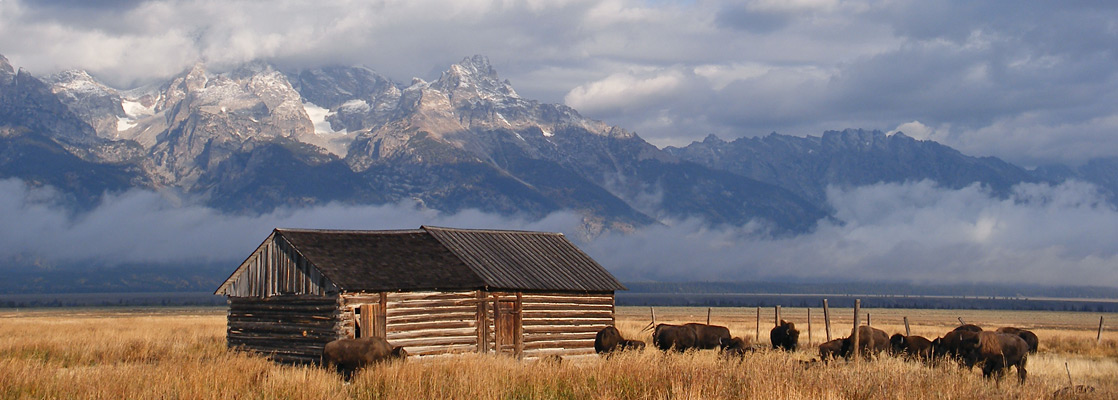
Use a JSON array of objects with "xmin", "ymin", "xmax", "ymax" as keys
[{"xmin": 214, "ymin": 226, "xmax": 625, "ymax": 364}]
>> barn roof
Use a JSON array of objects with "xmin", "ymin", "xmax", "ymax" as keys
[{"xmin": 219, "ymin": 226, "xmax": 625, "ymax": 294}]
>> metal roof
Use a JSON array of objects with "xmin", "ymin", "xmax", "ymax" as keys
[
  {"xmin": 424, "ymin": 226, "xmax": 626, "ymax": 292},
  {"xmin": 267, "ymin": 226, "xmax": 624, "ymax": 292}
]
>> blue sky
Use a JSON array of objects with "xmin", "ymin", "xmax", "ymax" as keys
[{"xmin": 2, "ymin": 0, "xmax": 1116, "ymax": 166}]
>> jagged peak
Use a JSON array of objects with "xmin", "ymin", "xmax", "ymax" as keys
[
  {"xmin": 701, "ymin": 133, "xmax": 725, "ymax": 144},
  {"xmin": 434, "ymin": 55, "xmax": 519, "ymax": 99},
  {"xmin": 229, "ymin": 60, "xmax": 281, "ymax": 79},
  {"xmin": 0, "ymin": 54, "xmax": 14, "ymax": 83},
  {"xmin": 454, "ymin": 55, "xmax": 497, "ymax": 79},
  {"xmin": 48, "ymin": 68, "xmax": 95, "ymax": 82}
]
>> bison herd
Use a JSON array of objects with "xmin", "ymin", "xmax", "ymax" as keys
[
  {"xmin": 319, "ymin": 321, "xmax": 1038, "ymax": 385},
  {"xmin": 594, "ymin": 321, "xmax": 1039, "ymax": 384}
]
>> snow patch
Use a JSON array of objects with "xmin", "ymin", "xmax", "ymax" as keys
[
  {"xmin": 121, "ymin": 99, "xmax": 155, "ymax": 119},
  {"xmin": 339, "ymin": 99, "xmax": 371, "ymax": 112},
  {"xmin": 116, "ymin": 116, "xmax": 137, "ymax": 132},
  {"xmin": 542, "ymin": 127, "xmax": 554, "ymax": 137},
  {"xmin": 303, "ymin": 101, "xmax": 345, "ymax": 135}
]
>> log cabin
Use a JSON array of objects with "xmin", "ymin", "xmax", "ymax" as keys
[{"xmin": 214, "ymin": 226, "xmax": 625, "ymax": 364}]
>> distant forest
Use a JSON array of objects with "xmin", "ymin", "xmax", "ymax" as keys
[
  {"xmin": 618, "ymin": 282, "xmax": 1118, "ymax": 312},
  {"xmin": 2, "ymin": 280, "xmax": 1117, "ymax": 311}
]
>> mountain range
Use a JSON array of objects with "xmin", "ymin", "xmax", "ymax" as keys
[{"xmin": 3, "ymin": 53, "xmax": 1118, "ymax": 237}]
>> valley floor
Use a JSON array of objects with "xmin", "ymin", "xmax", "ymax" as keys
[{"xmin": 1, "ymin": 306, "xmax": 1115, "ymax": 399}]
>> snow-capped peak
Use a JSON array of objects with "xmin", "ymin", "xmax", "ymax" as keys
[
  {"xmin": 0, "ymin": 54, "xmax": 16, "ymax": 78},
  {"xmin": 434, "ymin": 55, "xmax": 520, "ymax": 100}
]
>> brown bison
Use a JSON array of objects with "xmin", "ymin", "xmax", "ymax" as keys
[
  {"xmin": 653, "ymin": 323, "xmax": 697, "ymax": 352},
  {"xmin": 959, "ymin": 331, "xmax": 1029, "ymax": 383},
  {"xmin": 840, "ymin": 326, "xmax": 889, "ymax": 359},
  {"xmin": 995, "ymin": 327, "xmax": 1039, "ymax": 354},
  {"xmin": 818, "ymin": 338, "xmax": 844, "ymax": 363},
  {"xmin": 954, "ymin": 324, "xmax": 984, "ymax": 333},
  {"xmin": 685, "ymin": 323, "xmax": 732, "ymax": 350},
  {"xmin": 322, "ymin": 337, "xmax": 407, "ymax": 380},
  {"xmin": 719, "ymin": 336, "xmax": 755, "ymax": 359},
  {"xmin": 933, "ymin": 324, "xmax": 984, "ymax": 367},
  {"xmin": 889, "ymin": 334, "xmax": 933, "ymax": 361},
  {"xmin": 770, "ymin": 320, "xmax": 800, "ymax": 351},
  {"xmin": 595, "ymin": 326, "xmax": 647, "ymax": 354}
]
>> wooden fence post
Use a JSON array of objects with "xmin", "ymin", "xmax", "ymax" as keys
[
  {"xmin": 958, "ymin": 317, "xmax": 966, "ymax": 325},
  {"xmin": 823, "ymin": 299, "xmax": 832, "ymax": 341},
  {"xmin": 852, "ymin": 299, "xmax": 862, "ymax": 362},
  {"xmin": 756, "ymin": 307, "xmax": 761, "ymax": 344},
  {"xmin": 1099, "ymin": 316, "xmax": 1105, "ymax": 344},
  {"xmin": 707, "ymin": 307, "xmax": 712, "ymax": 325},
  {"xmin": 866, "ymin": 313, "xmax": 871, "ymax": 327},
  {"xmin": 904, "ymin": 316, "xmax": 911, "ymax": 336},
  {"xmin": 807, "ymin": 308, "xmax": 813, "ymax": 346},
  {"xmin": 650, "ymin": 306, "xmax": 656, "ymax": 326},
  {"xmin": 775, "ymin": 305, "xmax": 781, "ymax": 327}
]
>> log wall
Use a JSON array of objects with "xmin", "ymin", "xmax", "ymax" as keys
[
  {"xmin": 226, "ymin": 295, "xmax": 343, "ymax": 364},
  {"xmin": 338, "ymin": 290, "xmax": 613, "ymax": 359},
  {"xmin": 220, "ymin": 233, "xmax": 337, "ymax": 297},
  {"xmin": 385, "ymin": 291, "xmax": 480, "ymax": 357},
  {"xmin": 517, "ymin": 292, "xmax": 614, "ymax": 360},
  {"xmin": 226, "ymin": 290, "xmax": 614, "ymax": 363}
]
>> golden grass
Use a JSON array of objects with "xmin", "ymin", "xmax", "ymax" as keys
[{"xmin": 1, "ymin": 306, "xmax": 1116, "ymax": 399}]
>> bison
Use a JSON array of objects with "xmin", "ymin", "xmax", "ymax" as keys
[
  {"xmin": 889, "ymin": 333, "xmax": 933, "ymax": 361},
  {"xmin": 958, "ymin": 331, "xmax": 1029, "ymax": 383},
  {"xmin": 995, "ymin": 327, "xmax": 1039, "ymax": 354},
  {"xmin": 954, "ymin": 324, "xmax": 984, "ymax": 333},
  {"xmin": 770, "ymin": 320, "xmax": 800, "ymax": 351},
  {"xmin": 685, "ymin": 323, "xmax": 732, "ymax": 350},
  {"xmin": 652, "ymin": 324, "xmax": 698, "ymax": 352},
  {"xmin": 595, "ymin": 327, "xmax": 646, "ymax": 355},
  {"xmin": 818, "ymin": 338, "xmax": 844, "ymax": 363},
  {"xmin": 322, "ymin": 337, "xmax": 407, "ymax": 380},
  {"xmin": 841, "ymin": 326, "xmax": 889, "ymax": 359},
  {"xmin": 933, "ymin": 325, "xmax": 985, "ymax": 368},
  {"xmin": 719, "ymin": 336, "xmax": 755, "ymax": 359}
]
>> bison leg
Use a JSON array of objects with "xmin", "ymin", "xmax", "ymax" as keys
[{"xmin": 1016, "ymin": 356, "xmax": 1028, "ymax": 383}]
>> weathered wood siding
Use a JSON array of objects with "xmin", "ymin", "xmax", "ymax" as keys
[
  {"xmin": 478, "ymin": 291, "xmax": 613, "ymax": 360},
  {"xmin": 340, "ymin": 290, "xmax": 612, "ymax": 360},
  {"xmin": 384, "ymin": 291, "xmax": 480, "ymax": 358},
  {"xmin": 220, "ymin": 233, "xmax": 338, "ymax": 297},
  {"xmin": 518, "ymin": 292, "xmax": 614, "ymax": 360},
  {"xmin": 226, "ymin": 295, "xmax": 343, "ymax": 364}
]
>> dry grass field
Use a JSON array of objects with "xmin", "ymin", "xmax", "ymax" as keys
[{"xmin": 1, "ymin": 306, "xmax": 1116, "ymax": 399}]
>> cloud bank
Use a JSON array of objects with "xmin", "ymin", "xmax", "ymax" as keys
[
  {"xmin": 2, "ymin": 1, "xmax": 1117, "ymax": 166},
  {"xmin": 3, "ymin": 178, "xmax": 1117, "ymax": 287}
]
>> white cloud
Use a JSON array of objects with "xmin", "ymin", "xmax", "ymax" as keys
[
  {"xmin": 4, "ymin": 178, "xmax": 1117, "ymax": 287},
  {"xmin": 888, "ymin": 120, "xmax": 942, "ymax": 141},
  {"xmin": 563, "ymin": 70, "xmax": 686, "ymax": 114},
  {"xmin": 587, "ymin": 180, "xmax": 1118, "ymax": 287},
  {"xmin": 746, "ymin": 0, "xmax": 839, "ymax": 13},
  {"xmin": 0, "ymin": 179, "xmax": 584, "ymax": 265}
]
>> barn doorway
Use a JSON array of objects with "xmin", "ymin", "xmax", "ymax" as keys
[
  {"xmin": 493, "ymin": 300, "xmax": 522, "ymax": 357},
  {"xmin": 355, "ymin": 303, "xmax": 386, "ymax": 339}
]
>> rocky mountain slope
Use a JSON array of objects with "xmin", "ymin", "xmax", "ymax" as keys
[
  {"xmin": 8, "ymin": 53, "xmax": 1118, "ymax": 235},
  {"xmin": 3, "ymin": 54, "xmax": 828, "ymax": 233},
  {"xmin": 665, "ymin": 130, "xmax": 1041, "ymax": 212}
]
